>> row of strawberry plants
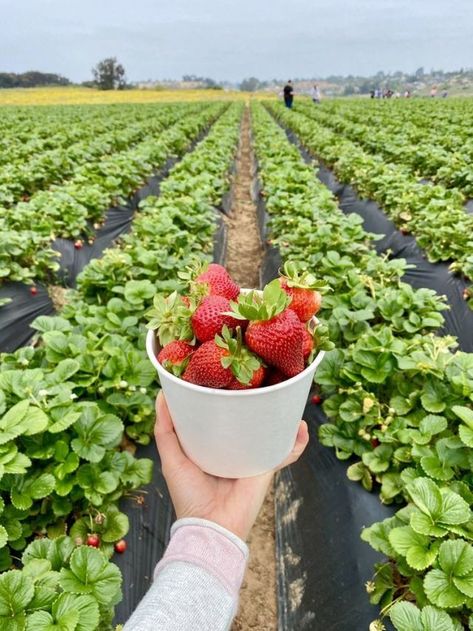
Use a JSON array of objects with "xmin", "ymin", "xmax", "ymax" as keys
[
  {"xmin": 316, "ymin": 98, "xmax": 473, "ymax": 152},
  {"xmin": 296, "ymin": 100, "xmax": 473, "ymax": 197},
  {"xmin": 0, "ymin": 103, "xmax": 243, "ymax": 629},
  {"xmin": 0, "ymin": 103, "xmax": 177, "ymax": 166},
  {"xmin": 252, "ymin": 102, "xmax": 473, "ymax": 630},
  {"xmin": 0, "ymin": 103, "xmax": 223, "ymax": 285},
  {"xmin": 267, "ymin": 102, "xmax": 473, "ymax": 310},
  {"xmin": 0, "ymin": 103, "xmax": 186, "ymax": 206}
]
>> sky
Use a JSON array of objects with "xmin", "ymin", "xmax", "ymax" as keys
[{"xmin": 1, "ymin": 0, "xmax": 472, "ymax": 82}]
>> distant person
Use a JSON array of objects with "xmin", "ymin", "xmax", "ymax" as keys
[
  {"xmin": 369, "ymin": 89, "xmax": 375, "ymax": 99},
  {"xmin": 442, "ymin": 90, "xmax": 448, "ymax": 98},
  {"xmin": 430, "ymin": 86, "xmax": 437, "ymax": 97},
  {"xmin": 404, "ymin": 90, "xmax": 411, "ymax": 98},
  {"xmin": 283, "ymin": 80, "xmax": 294, "ymax": 108},
  {"xmin": 374, "ymin": 88, "xmax": 381, "ymax": 99},
  {"xmin": 311, "ymin": 84, "xmax": 321, "ymax": 104}
]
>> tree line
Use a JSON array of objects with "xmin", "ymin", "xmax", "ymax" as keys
[{"xmin": 0, "ymin": 72, "xmax": 70, "ymax": 89}]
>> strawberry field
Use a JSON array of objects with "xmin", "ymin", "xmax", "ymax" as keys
[{"xmin": 0, "ymin": 95, "xmax": 473, "ymax": 630}]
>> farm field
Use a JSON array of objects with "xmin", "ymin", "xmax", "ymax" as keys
[{"xmin": 0, "ymin": 94, "xmax": 473, "ymax": 631}]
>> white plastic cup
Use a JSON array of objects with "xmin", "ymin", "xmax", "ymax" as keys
[{"xmin": 146, "ymin": 293, "xmax": 325, "ymax": 478}]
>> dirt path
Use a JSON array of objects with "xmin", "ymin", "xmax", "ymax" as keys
[{"xmin": 226, "ymin": 108, "xmax": 277, "ymax": 631}]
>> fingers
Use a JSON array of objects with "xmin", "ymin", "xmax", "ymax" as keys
[
  {"xmin": 276, "ymin": 420, "xmax": 309, "ymax": 471},
  {"xmin": 154, "ymin": 392, "xmax": 188, "ymax": 471}
]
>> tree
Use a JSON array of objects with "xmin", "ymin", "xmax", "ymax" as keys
[
  {"xmin": 92, "ymin": 57, "xmax": 126, "ymax": 90},
  {"xmin": 239, "ymin": 77, "xmax": 263, "ymax": 92}
]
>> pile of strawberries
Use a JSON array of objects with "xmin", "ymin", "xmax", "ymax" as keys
[{"xmin": 146, "ymin": 262, "xmax": 323, "ymax": 390}]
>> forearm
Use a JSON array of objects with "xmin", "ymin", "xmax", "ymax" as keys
[{"xmin": 123, "ymin": 518, "xmax": 249, "ymax": 631}]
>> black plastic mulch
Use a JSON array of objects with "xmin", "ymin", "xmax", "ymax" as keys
[{"xmin": 276, "ymin": 402, "xmax": 395, "ymax": 631}]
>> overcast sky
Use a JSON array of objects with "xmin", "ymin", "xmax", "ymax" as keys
[{"xmin": 1, "ymin": 0, "xmax": 472, "ymax": 82}]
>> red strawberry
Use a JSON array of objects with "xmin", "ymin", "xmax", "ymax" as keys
[
  {"xmin": 191, "ymin": 295, "xmax": 242, "ymax": 343},
  {"xmin": 370, "ymin": 438, "xmax": 380, "ymax": 448},
  {"xmin": 264, "ymin": 368, "xmax": 286, "ymax": 386},
  {"xmin": 30, "ymin": 286, "xmax": 38, "ymax": 296},
  {"xmin": 311, "ymin": 394, "xmax": 322, "ymax": 405},
  {"xmin": 280, "ymin": 278, "xmax": 322, "ymax": 322},
  {"xmin": 158, "ymin": 340, "xmax": 194, "ymax": 376},
  {"xmin": 230, "ymin": 280, "xmax": 305, "ymax": 378},
  {"xmin": 86, "ymin": 534, "xmax": 100, "ymax": 548},
  {"xmin": 182, "ymin": 340, "xmax": 233, "ymax": 388},
  {"xmin": 302, "ymin": 326, "xmax": 314, "ymax": 361},
  {"xmin": 246, "ymin": 310, "xmax": 304, "ymax": 377},
  {"xmin": 196, "ymin": 264, "xmax": 240, "ymax": 300},
  {"xmin": 279, "ymin": 261, "xmax": 325, "ymax": 322},
  {"xmin": 227, "ymin": 365, "xmax": 266, "ymax": 389},
  {"xmin": 74, "ymin": 239, "xmax": 83, "ymax": 249}
]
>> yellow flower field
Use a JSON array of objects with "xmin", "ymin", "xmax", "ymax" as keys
[{"xmin": 0, "ymin": 86, "xmax": 276, "ymax": 106}]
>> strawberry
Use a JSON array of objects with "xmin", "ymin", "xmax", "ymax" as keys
[
  {"xmin": 311, "ymin": 394, "xmax": 322, "ymax": 405},
  {"xmin": 191, "ymin": 295, "xmax": 242, "ymax": 343},
  {"xmin": 30, "ymin": 286, "xmax": 38, "ymax": 296},
  {"xmin": 279, "ymin": 261, "xmax": 325, "ymax": 322},
  {"xmin": 216, "ymin": 326, "xmax": 265, "ymax": 388},
  {"xmin": 196, "ymin": 263, "xmax": 240, "ymax": 300},
  {"xmin": 114, "ymin": 539, "xmax": 127, "ymax": 554},
  {"xmin": 264, "ymin": 368, "xmax": 286, "ymax": 386},
  {"xmin": 86, "ymin": 534, "xmax": 100, "ymax": 548},
  {"xmin": 158, "ymin": 340, "xmax": 194, "ymax": 377},
  {"xmin": 182, "ymin": 340, "xmax": 233, "ymax": 388},
  {"xmin": 230, "ymin": 280, "xmax": 305, "ymax": 378}
]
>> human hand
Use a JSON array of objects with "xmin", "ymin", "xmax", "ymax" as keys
[{"xmin": 155, "ymin": 392, "xmax": 309, "ymax": 541}]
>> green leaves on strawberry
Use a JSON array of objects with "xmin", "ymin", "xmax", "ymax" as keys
[
  {"xmin": 229, "ymin": 279, "xmax": 290, "ymax": 321},
  {"xmin": 216, "ymin": 326, "xmax": 264, "ymax": 387},
  {"xmin": 145, "ymin": 291, "xmax": 194, "ymax": 346}
]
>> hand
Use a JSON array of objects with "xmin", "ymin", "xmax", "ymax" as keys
[{"xmin": 155, "ymin": 392, "xmax": 309, "ymax": 541}]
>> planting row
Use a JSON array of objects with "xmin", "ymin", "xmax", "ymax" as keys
[
  {"xmin": 267, "ymin": 102, "xmax": 473, "ymax": 309},
  {"xmin": 252, "ymin": 102, "xmax": 473, "ymax": 630},
  {"xmin": 296, "ymin": 100, "xmax": 473, "ymax": 197},
  {"xmin": 0, "ymin": 103, "xmax": 243, "ymax": 628},
  {"xmin": 0, "ymin": 103, "xmax": 224, "ymax": 285},
  {"xmin": 0, "ymin": 103, "xmax": 188, "ymax": 206}
]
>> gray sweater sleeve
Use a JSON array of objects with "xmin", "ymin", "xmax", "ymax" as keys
[{"xmin": 123, "ymin": 518, "xmax": 249, "ymax": 631}]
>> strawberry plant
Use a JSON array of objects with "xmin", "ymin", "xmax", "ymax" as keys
[{"xmin": 252, "ymin": 101, "xmax": 473, "ymax": 629}]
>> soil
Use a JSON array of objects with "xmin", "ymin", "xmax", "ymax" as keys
[
  {"xmin": 233, "ymin": 488, "xmax": 277, "ymax": 631},
  {"xmin": 224, "ymin": 108, "xmax": 264, "ymax": 289},
  {"xmin": 227, "ymin": 107, "xmax": 277, "ymax": 631}
]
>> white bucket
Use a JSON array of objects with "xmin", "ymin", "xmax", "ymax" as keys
[{"xmin": 146, "ymin": 294, "xmax": 325, "ymax": 478}]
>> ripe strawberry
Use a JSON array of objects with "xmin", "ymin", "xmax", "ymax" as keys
[
  {"xmin": 311, "ymin": 394, "xmax": 322, "ymax": 405},
  {"xmin": 196, "ymin": 263, "xmax": 240, "ymax": 300},
  {"xmin": 279, "ymin": 261, "xmax": 325, "ymax": 322},
  {"xmin": 114, "ymin": 539, "xmax": 127, "ymax": 554},
  {"xmin": 370, "ymin": 438, "xmax": 380, "ymax": 448},
  {"xmin": 158, "ymin": 340, "xmax": 194, "ymax": 377},
  {"xmin": 227, "ymin": 365, "xmax": 266, "ymax": 390},
  {"xmin": 30, "ymin": 286, "xmax": 38, "ymax": 296},
  {"xmin": 182, "ymin": 340, "xmax": 233, "ymax": 388},
  {"xmin": 86, "ymin": 534, "xmax": 100, "ymax": 548},
  {"xmin": 74, "ymin": 239, "xmax": 83, "ymax": 249},
  {"xmin": 264, "ymin": 368, "xmax": 286, "ymax": 386},
  {"xmin": 302, "ymin": 326, "xmax": 314, "ymax": 361},
  {"xmin": 191, "ymin": 295, "xmax": 242, "ymax": 343},
  {"xmin": 230, "ymin": 280, "xmax": 305, "ymax": 378}
]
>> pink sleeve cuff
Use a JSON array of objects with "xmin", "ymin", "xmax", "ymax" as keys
[{"xmin": 154, "ymin": 518, "xmax": 249, "ymax": 598}]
